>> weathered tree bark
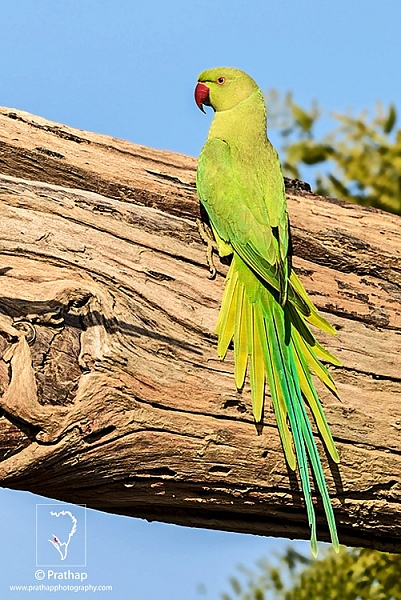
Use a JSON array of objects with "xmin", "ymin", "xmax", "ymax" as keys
[{"xmin": 0, "ymin": 107, "xmax": 400, "ymax": 552}]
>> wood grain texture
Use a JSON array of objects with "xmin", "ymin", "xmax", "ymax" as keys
[{"xmin": 0, "ymin": 107, "xmax": 400, "ymax": 551}]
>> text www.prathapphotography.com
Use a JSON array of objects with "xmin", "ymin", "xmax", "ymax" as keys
[{"xmin": 9, "ymin": 584, "xmax": 112, "ymax": 593}]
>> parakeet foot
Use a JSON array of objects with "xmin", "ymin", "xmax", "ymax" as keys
[{"xmin": 196, "ymin": 218, "xmax": 218, "ymax": 279}]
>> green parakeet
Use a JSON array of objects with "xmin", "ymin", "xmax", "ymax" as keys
[{"xmin": 194, "ymin": 67, "xmax": 341, "ymax": 555}]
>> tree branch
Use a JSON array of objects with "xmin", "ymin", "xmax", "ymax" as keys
[{"xmin": 0, "ymin": 107, "xmax": 400, "ymax": 551}]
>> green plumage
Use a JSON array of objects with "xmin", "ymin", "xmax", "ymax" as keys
[{"xmin": 195, "ymin": 67, "xmax": 341, "ymax": 555}]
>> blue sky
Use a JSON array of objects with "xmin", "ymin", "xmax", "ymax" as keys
[{"xmin": 1, "ymin": 1, "xmax": 400, "ymax": 597}]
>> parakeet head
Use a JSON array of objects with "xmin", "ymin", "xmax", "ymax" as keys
[{"xmin": 195, "ymin": 67, "xmax": 258, "ymax": 113}]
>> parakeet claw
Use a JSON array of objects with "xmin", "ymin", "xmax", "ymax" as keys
[
  {"xmin": 196, "ymin": 218, "xmax": 218, "ymax": 279},
  {"xmin": 206, "ymin": 255, "xmax": 216, "ymax": 280}
]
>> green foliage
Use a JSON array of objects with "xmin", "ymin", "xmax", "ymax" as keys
[
  {"xmin": 222, "ymin": 546, "xmax": 401, "ymax": 600},
  {"xmin": 264, "ymin": 90, "xmax": 401, "ymax": 215}
]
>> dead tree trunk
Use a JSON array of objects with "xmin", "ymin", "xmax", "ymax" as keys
[{"xmin": 0, "ymin": 107, "xmax": 400, "ymax": 551}]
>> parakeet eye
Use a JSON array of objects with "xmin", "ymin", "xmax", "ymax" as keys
[{"xmin": 216, "ymin": 77, "xmax": 226, "ymax": 85}]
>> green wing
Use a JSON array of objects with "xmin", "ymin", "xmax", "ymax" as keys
[
  {"xmin": 198, "ymin": 137, "xmax": 311, "ymax": 314},
  {"xmin": 197, "ymin": 137, "xmax": 286, "ymax": 283}
]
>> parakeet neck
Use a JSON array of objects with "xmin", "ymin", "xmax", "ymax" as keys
[{"xmin": 208, "ymin": 89, "xmax": 268, "ymax": 151}]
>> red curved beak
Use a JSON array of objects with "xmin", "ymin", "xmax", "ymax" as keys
[{"xmin": 195, "ymin": 82, "xmax": 210, "ymax": 113}]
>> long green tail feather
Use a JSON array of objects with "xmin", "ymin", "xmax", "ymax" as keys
[
  {"xmin": 234, "ymin": 285, "xmax": 248, "ymax": 389},
  {"xmin": 290, "ymin": 271, "xmax": 337, "ymax": 336},
  {"xmin": 216, "ymin": 266, "xmax": 238, "ymax": 357},
  {"xmin": 294, "ymin": 331, "xmax": 339, "ymax": 396},
  {"xmin": 257, "ymin": 307, "xmax": 296, "ymax": 469},
  {"xmin": 216, "ymin": 254, "xmax": 340, "ymax": 553},
  {"xmin": 269, "ymin": 305, "xmax": 319, "ymax": 555},
  {"xmin": 292, "ymin": 338, "xmax": 339, "ymax": 463},
  {"xmin": 313, "ymin": 339, "xmax": 342, "ymax": 368}
]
